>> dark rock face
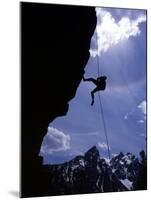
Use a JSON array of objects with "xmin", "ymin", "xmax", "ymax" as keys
[
  {"xmin": 21, "ymin": 2, "xmax": 96, "ymax": 197},
  {"xmin": 45, "ymin": 146, "xmax": 146, "ymax": 195}
]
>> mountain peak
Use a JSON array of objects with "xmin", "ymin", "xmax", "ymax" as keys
[
  {"xmin": 85, "ymin": 146, "xmax": 100, "ymax": 161},
  {"xmin": 46, "ymin": 146, "xmax": 146, "ymax": 195},
  {"xmin": 85, "ymin": 145, "xmax": 98, "ymax": 153}
]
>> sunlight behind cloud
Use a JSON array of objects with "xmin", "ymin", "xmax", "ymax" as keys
[{"xmin": 90, "ymin": 8, "xmax": 146, "ymax": 57}]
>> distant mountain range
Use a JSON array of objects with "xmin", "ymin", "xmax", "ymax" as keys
[{"xmin": 45, "ymin": 146, "xmax": 147, "ymax": 195}]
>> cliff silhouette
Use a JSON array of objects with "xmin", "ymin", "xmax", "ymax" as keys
[{"xmin": 21, "ymin": 2, "xmax": 96, "ymax": 197}]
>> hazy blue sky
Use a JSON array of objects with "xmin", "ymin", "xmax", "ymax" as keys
[{"xmin": 40, "ymin": 7, "xmax": 147, "ymax": 164}]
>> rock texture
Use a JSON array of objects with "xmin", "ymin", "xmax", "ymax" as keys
[
  {"xmin": 21, "ymin": 2, "xmax": 96, "ymax": 197},
  {"xmin": 45, "ymin": 146, "xmax": 146, "ymax": 195}
]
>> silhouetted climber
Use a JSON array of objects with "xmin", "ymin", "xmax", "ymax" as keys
[{"xmin": 83, "ymin": 76, "xmax": 107, "ymax": 106}]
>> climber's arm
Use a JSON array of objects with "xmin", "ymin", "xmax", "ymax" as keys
[{"xmin": 83, "ymin": 76, "xmax": 97, "ymax": 85}]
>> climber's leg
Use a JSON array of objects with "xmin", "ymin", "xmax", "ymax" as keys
[{"xmin": 91, "ymin": 87, "xmax": 99, "ymax": 106}]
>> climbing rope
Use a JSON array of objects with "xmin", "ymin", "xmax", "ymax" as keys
[{"xmin": 95, "ymin": 30, "xmax": 111, "ymax": 160}]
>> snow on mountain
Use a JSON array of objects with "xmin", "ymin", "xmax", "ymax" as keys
[
  {"xmin": 120, "ymin": 179, "xmax": 133, "ymax": 190},
  {"xmin": 46, "ymin": 146, "xmax": 146, "ymax": 195}
]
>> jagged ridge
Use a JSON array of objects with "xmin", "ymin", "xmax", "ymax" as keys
[{"xmin": 45, "ymin": 146, "xmax": 146, "ymax": 195}]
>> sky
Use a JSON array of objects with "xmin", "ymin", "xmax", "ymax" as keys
[{"xmin": 39, "ymin": 7, "xmax": 147, "ymax": 164}]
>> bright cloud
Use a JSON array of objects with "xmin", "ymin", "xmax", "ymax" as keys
[
  {"xmin": 138, "ymin": 100, "xmax": 146, "ymax": 115},
  {"xmin": 124, "ymin": 100, "xmax": 146, "ymax": 121},
  {"xmin": 98, "ymin": 142, "xmax": 108, "ymax": 150},
  {"xmin": 137, "ymin": 120, "xmax": 144, "ymax": 123},
  {"xmin": 40, "ymin": 126, "xmax": 70, "ymax": 155},
  {"xmin": 90, "ymin": 8, "xmax": 146, "ymax": 57}
]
